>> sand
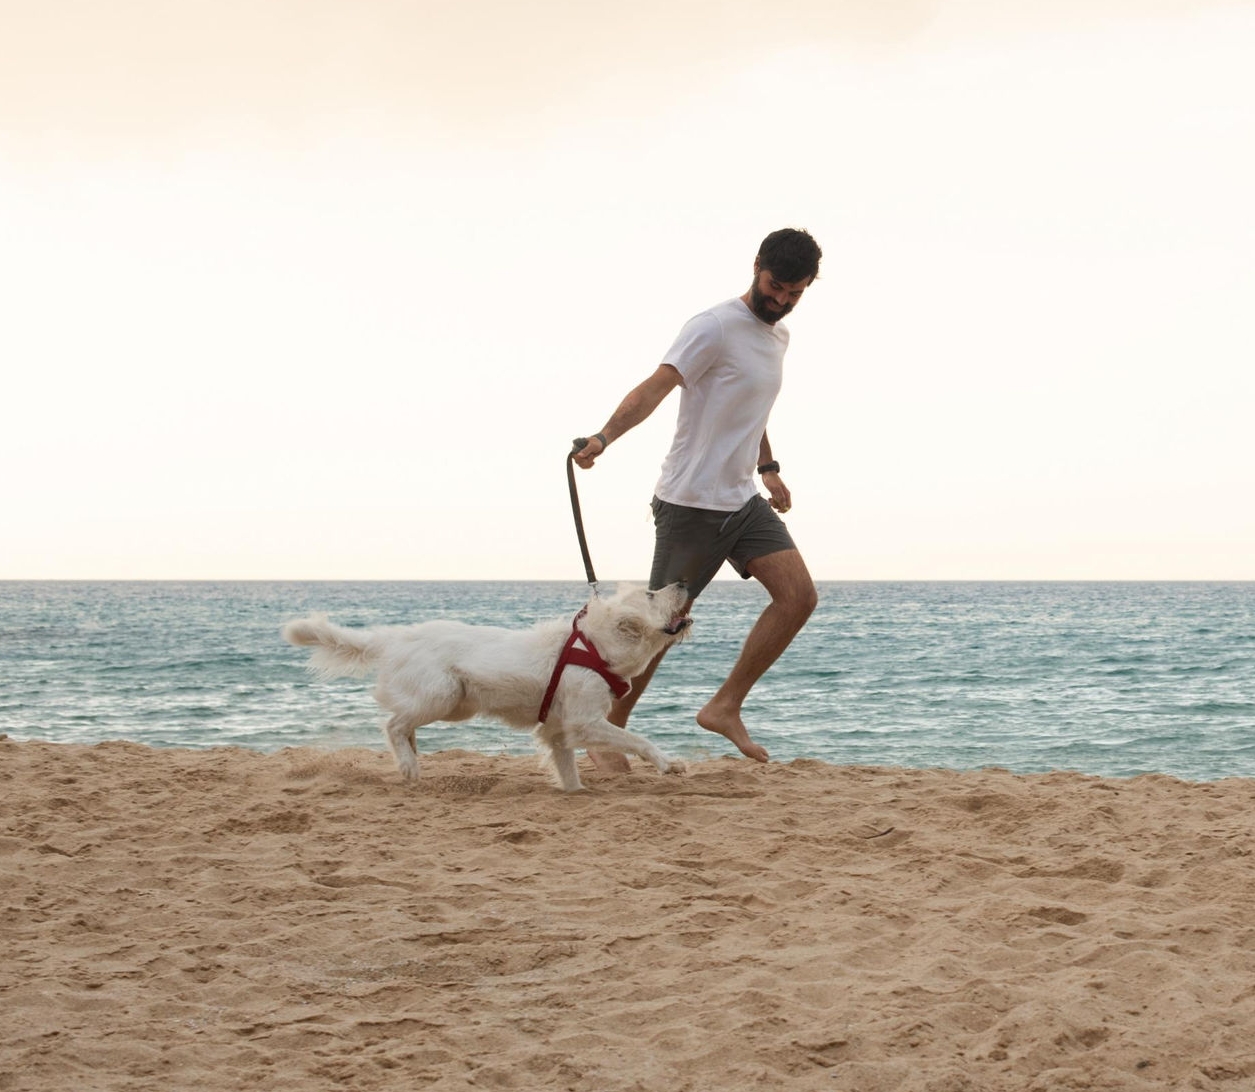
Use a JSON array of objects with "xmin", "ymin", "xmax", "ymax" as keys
[{"xmin": 3, "ymin": 737, "xmax": 1254, "ymax": 1091}]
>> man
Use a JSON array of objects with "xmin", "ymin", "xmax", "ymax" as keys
[{"xmin": 574, "ymin": 227, "xmax": 822, "ymax": 770}]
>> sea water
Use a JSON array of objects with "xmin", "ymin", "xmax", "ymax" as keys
[{"xmin": 2, "ymin": 581, "xmax": 1253, "ymax": 782}]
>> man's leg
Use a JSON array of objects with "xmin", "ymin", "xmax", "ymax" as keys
[{"xmin": 696, "ymin": 549, "xmax": 817, "ymax": 762}]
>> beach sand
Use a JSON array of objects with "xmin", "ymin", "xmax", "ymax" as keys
[{"xmin": 3, "ymin": 737, "xmax": 1254, "ymax": 1091}]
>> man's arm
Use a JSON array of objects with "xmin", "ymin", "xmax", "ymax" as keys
[
  {"xmin": 758, "ymin": 431, "xmax": 792, "ymax": 513},
  {"xmin": 574, "ymin": 364, "xmax": 682, "ymax": 468}
]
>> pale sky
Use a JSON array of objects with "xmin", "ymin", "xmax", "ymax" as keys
[{"xmin": 2, "ymin": 0, "xmax": 1252, "ymax": 580}]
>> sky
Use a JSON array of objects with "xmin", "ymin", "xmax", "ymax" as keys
[{"xmin": 2, "ymin": 0, "xmax": 1252, "ymax": 581}]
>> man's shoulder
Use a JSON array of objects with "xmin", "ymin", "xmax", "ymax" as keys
[
  {"xmin": 673, "ymin": 301, "xmax": 733, "ymax": 346},
  {"xmin": 705, "ymin": 297, "xmax": 750, "ymax": 323},
  {"xmin": 701, "ymin": 298, "xmax": 790, "ymax": 342},
  {"xmin": 675, "ymin": 298, "xmax": 747, "ymax": 339}
]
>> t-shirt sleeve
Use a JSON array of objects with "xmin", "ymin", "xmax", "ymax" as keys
[{"xmin": 661, "ymin": 311, "xmax": 723, "ymax": 388}]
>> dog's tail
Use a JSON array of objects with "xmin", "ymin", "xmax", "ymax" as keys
[{"xmin": 281, "ymin": 613, "xmax": 377, "ymax": 679}]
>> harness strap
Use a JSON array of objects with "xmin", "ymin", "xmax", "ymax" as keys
[{"xmin": 538, "ymin": 608, "xmax": 630, "ymax": 724}]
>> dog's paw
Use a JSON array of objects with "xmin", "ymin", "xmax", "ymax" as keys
[{"xmin": 661, "ymin": 757, "xmax": 687, "ymax": 776}]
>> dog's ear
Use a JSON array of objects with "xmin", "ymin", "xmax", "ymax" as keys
[{"xmin": 615, "ymin": 616, "xmax": 647, "ymax": 641}]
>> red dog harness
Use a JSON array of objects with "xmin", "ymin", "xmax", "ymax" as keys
[{"xmin": 537, "ymin": 607, "xmax": 630, "ymax": 723}]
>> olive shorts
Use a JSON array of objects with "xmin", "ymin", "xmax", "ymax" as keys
[{"xmin": 648, "ymin": 494, "xmax": 797, "ymax": 600}]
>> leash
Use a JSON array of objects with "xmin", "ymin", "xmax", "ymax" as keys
[
  {"xmin": 535, "ymin": 442, "xmax": 619, "ymax": 726},
  {"xmin": 567, "ymin": 437, "xmax": 600, "ymax": 595}
]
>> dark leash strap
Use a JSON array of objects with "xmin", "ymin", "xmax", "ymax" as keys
[{"xmin": 567, "ymin": 438, "xmax": 599, "ymax": 593}]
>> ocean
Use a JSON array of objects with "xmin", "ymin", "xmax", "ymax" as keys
[{"xmin": 2, "ymin": 580, "xmax": 1252, "ymax": 782}]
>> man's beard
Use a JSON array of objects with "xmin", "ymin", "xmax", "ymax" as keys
[{"xmin": 748, "ymin": 283, "xmax": 793, "ymax": 325}]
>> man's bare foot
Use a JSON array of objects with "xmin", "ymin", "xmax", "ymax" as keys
[
  {"xmin": 587, "ymin": 750, "xmax": 631, "ymax": 773},
  {"xmin": 696, "ymin": 702, "xmax": 770, "ymax": 762}
]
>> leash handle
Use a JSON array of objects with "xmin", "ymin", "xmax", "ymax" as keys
[{"xmin": 566, "ymin": 441, "xmax": 599, "ymax": 592}]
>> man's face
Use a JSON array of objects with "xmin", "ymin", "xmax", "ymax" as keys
[{"xmin": 747, "ymin": 265, "xmax": 812, "ymax": 325}]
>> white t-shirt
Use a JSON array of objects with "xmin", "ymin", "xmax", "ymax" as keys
[{"xmin": 653, "ymin": 297, "xmax": 789, "ymax": 511}]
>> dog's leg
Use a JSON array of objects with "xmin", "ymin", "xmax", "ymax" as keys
[
  {"xmin": 548, "ymin": 744, "xmax": 584, "ymax": 792},
  {"xmin": 573, "ymin": 720, "xmax": 686, "ymax": 776},
  {"xmin": 534, "ymin": 724, "xmax": 585, "ymax": 791},
  {"xmin": 383, "ymin": 713, "xmax": 422, "ymax": 781}
]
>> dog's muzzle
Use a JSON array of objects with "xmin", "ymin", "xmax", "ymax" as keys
[{"xmin": 663, "ymin": 616, "xmax": 694, "ymax": 636}]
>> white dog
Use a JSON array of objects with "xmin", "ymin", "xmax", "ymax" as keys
[{"xmin": 281, "ymin": 583, "xmax": 692, "ymax": 791}]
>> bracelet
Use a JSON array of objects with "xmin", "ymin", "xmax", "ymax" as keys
[
  {"xmin": 594, "ymin": 432, "xmax": 609, "ymax": 451},
  {"xmin": 757, "ymin": 460, "xmax": 780, "ymax": 475}
]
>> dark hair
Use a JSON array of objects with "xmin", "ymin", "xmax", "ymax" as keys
[{"xmin": 757, "ymin": 228, "xmax": 822, "ymax": 284}]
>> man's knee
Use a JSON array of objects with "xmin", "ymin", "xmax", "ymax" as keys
[
  {"xmin": 792, "ymin": 578, "xmax": 819, "ymax": 618},
  {"xmin": 781, "ymin": 576, "xmax": 818, "ymax": 622},
  {"xmin": 747, "ymin": 550, "xmax": 817, "ymax": 617}
]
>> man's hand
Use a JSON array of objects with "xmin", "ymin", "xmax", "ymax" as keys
[
  {"xmin": 763, "ymin": 471, "xmax": 792, "ymax": 513},
  {"xmin": 573, "ymin": 434, "xmax": 607, "ymax": 470}
]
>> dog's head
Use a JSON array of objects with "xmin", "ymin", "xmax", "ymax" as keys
[{"xmin": 581, "ymin": 582, "xmax": 692, "ymax": 680}]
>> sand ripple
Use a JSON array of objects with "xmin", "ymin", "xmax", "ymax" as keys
[{"xmin": 3, "ymin": 739, "xmax": 1255, "ymax": 1090}]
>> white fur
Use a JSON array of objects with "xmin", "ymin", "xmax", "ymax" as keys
[{"xmin": 281, "ymin": 583, "xmax": 691, "ymax": 791}]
